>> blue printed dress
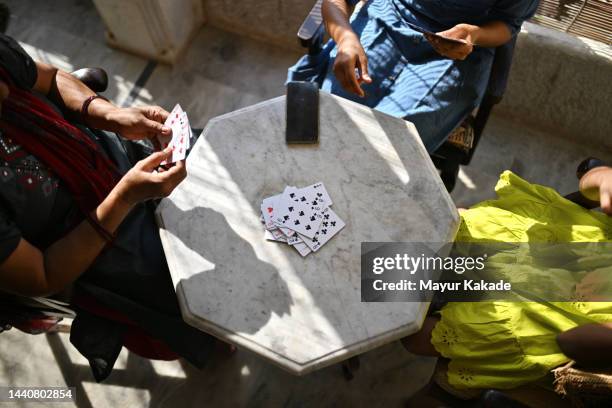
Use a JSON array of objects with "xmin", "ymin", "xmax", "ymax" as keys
[{"xmin": 288, "ymin": 0, "xmax": 539, "ymax": 152}]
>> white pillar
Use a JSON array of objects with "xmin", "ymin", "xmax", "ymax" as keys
[{"xmin": 92, "ymin": 0, "xmax": 205, "ymax": 64}]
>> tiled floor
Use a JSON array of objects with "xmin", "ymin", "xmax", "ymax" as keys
[
  {"xmin": 0, "ymin": 328, "xmax": 435, "ymax": 408},
  {"xmin": 6, "ymin": 0, "xmax": 146, "ymax": 106},
  {"xmin": 1, "ymin": 1, "xmax": 611, "ymax": 407}
]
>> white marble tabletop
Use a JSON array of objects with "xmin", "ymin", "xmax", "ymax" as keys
[{"xmin": 156, "ymin": 92, "xmax": 459, "ymax": 375}]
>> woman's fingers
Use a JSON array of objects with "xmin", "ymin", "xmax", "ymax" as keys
[
  {"xmin": 153, "ymin": 105, "xmax": 170, "ymax": 123},
  {"xmin": 334, "ymin": 36, "xmax": 369, "ymax": 97},
  {"xmin": 149, "ymin": 135, "xmax": 162, "ymax": 151},
  {"xmin": 138, "ymin": 148, "xmax": 173, "ymax": 171},
  {"xmin": 338, "ymin": 55, "xmax": 365, "ymax": 97},
  {"xmin": 358, "ymin": 54, "xmax": 372, "ymax": 84},
  {"xmin": 425, "ymin": 35, "xmax": 446, "ymax": 56},
  {"xmin": 601, "ymin": 189, "xmax": 612, "ymax": 215},
  {"xmin": 156, "ymin": 160, "xmax": 187, "ymax": 196},
  {"xmin": 141, "ymin": 117, "xmax": 171, "ymax": 137},
  {"xmin": 425, "ymin": 33, "xmax": 472, "ymax": 60},
  {"xmin": 346, "ymin": 62, "xmax": 364, "ymax": 97},
  {"xmin": 160, "ymin": 158, "xmax": 186, "ymax": 176},
  {"xmin": 333, "ymin": 56, "xmax": 358, "ymax": 96},
  {"xmin": 134, "ymin": 106, "xmax": 171, "ymax": 139},
  {"xmin": 142, "ymin": 105, "xmax": 170, "ymax": 124}
]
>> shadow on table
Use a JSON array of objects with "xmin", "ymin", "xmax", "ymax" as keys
[
  {"xmin": 196, "ymin": 95, "xmax": 445, "ymax": 344},
  {"xmin": 163, "ymin": 201, "xmax": 293, "ymax": 336}
]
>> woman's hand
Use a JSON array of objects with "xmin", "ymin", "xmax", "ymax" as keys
[
  {"xmin": 103, "ymin": 105, "xmax": 172, "ymax": 141},
  {"xmin": 322, "ymin": 0, "xmax": 371, "ymax": 96},
  {"xmin": 333, "ymin": 33, "xmax": 372, "ymax": 97},
  {"xmin": 0, "ymin": 148, "xmax": 186, "ymax": 297},
  {"xmin": 580, "ymin": 166, "xmax": 612, "ymax": 215},
  {"xmin": 426, "ymin": 24, "xmax": 476, "ymax": 60},
  {"xmin": 113, "ymin": 148, "xmax": 187, "ymax": 207}
]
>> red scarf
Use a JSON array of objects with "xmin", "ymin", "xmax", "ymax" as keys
[{"xmin": 0, "ymin": 69, "xmax": 119, "ymax": 214}]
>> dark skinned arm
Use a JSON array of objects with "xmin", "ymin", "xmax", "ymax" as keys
[
  {"xmin": 33, "ymin": 61, "xmax": 171, "ymax": 141},
  {"xmin": 557, "ymin": 323, "xmax": 612, "ymax": 367},
  {"xmin": 0, "ymin": 62, "xmax": 187, "ymax": 297}
]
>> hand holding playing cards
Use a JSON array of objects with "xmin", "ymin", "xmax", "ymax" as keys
[
  {"xmin": 105, "ymin": 105, "xmax": 172, "ymax": 141},
  {"xmin": 113, "ymin": 148, "xmax": 186, "ymax": 207},
  {"xmin": 427, "ymin": 24, "xmax": 475, "ymax": 60}
]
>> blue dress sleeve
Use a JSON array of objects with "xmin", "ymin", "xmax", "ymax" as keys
[{"xmin": 489, "ymin": 0, "xmax": 540, "ymax": 36}]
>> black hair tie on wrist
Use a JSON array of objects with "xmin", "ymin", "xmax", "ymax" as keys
[{"xmin": 80, "ymin": 94, "xmax": 109, "ymax": 119}]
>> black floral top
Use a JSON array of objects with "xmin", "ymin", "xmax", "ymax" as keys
[
  {"xmin": 0, "ymin": 34, "xmax": 78, "ymax": 260},
  {"xmin": 0, "ymin": 33, "xmax": 169, "ymax": 311},
  {"xmin": 0, "ymin": 34, "xmax": 213, "ymax": 375}
]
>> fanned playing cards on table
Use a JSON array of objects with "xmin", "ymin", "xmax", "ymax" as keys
[
  {"xmin": 260, "ymin": 182, "xmax": 345, "ymax": 257},
  {"xmin": 157, "ymin": 104, "xmax": 193, "ymax": 164}
]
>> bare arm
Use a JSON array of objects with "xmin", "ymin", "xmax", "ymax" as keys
[
  {"xmin": 322, "ymin": 0, "xmax": 354, "ymax": 44},
  {"xmin": 451, "ymin": 22, "xmax": 512, "ymax": 48},
  {"xmin": 322, "ymin": 0, "xmax": 372, "ymax": 97},
  {"xmin": 0, "ymin": 59, "xmax": 190, "ymax": 296},
  {"xmin": 33, "ymin": 62, "xmax": 171, "ymax": 141},
  {"xmin": 429, "ymin": 21, "xmax": 512, "ymax": 60},
  {"xmin": 0, "ymin": 150, "xmax": 186, "ymax": 297},
  {"xmin": 557, "ymin": 323, "xmax": 612, "ymax": 367},
  {"xmin": 0, "ymin": 189, "xmax": 131, "ymax": 296}
]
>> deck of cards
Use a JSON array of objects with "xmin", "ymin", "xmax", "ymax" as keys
[
  {"xmin": 260, "ymin": 182, "xmax": 345, "ymax": 257},
  {"xmin": 157, "ymin": 104, "xmax": 193, "ymax": 163}
]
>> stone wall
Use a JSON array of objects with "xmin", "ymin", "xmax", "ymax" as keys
[
  {"xmin": 202, "ymin": 0, "xmax": 315, "ymax": 52},
  {"xmin": 499, "ymin": 23, "xmax": 612, "ymax": 150}
]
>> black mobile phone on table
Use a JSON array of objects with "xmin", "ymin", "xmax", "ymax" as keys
[{"xmin": 286, "ymin": 81, "xmax": 319, "ymax": 144}]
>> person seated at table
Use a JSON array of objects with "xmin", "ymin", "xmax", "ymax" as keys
[
  {"xmin": 288, "ymin": 0, "xmax": 539, "ymax": 152},
  {"xmin": 0, "ymin": 34, "xmax": 214, "ymax": 379},
  {"xmin": 401, "ymin": 165, "xmax": 612, "ymax": 389}
]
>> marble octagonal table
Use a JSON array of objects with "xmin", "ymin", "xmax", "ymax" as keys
[{"xmin": 156, "ymin": 92, "xmax": 459, "ymax": 375}]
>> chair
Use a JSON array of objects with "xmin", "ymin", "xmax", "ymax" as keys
[
  {"xmin": 71, "ymin": 68, "xmax": 108, "ymax": 94},
  {"xmin": 296, "ymin": 0, "xmax": 518, "ymax": 192},
  {"xmin": 431, "ymin": 37, "xmax": 517, "ymax": 192}
]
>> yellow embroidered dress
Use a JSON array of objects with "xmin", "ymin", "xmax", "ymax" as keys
[{"xmin": 431, "ymin": 171, "xmax": 612, "ymax": 389}]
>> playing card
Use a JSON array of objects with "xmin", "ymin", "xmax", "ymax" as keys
[
  {"xmin": 278, "ymin": 225, "xmax": 296, "ymax": 237},
  {"xmin": 273, "ymin": 188, "xmax": 323, "ymax": 239},
  {"xmin": 180, "ymin": 110, "xmax": 191, "ymax": 150},
  {"xmin": 286, "ymin": 231, "xmax": 302, "ymax": 245},
  {"xmin": 293, "ymin": 241, "xmax": 312, "ymax": 257},
  {"xmin": 299, "ymin": 208, "xmax": 345, "ymax": 252},
  {"xmin": 270, "ymin": 186, "xmax": 297, "ymax": 230},
  {"xmin": 291, "ymin": 182, "xmax": 333, "ymax": 212},
  {"xmin": 261, "ymin": 194, "xmax": 282, "ymax": 230},
  {"xmin": 264, "ymin": 229, "xmax": 288, "ymax": 243},
  {"xmin": 158, "ymin": 104, "xmax": 190, "ymax": 164},
  {"xmin": 171, "ymin": 109, "xmax": 189, "ymax": 163},
  {"xmin": 260, "ymin": 182, "xmax": 344, "ymax": 256},
  {"xmin": 157, "ymin": 104, "xmax": 182, "ymax": 151}
]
